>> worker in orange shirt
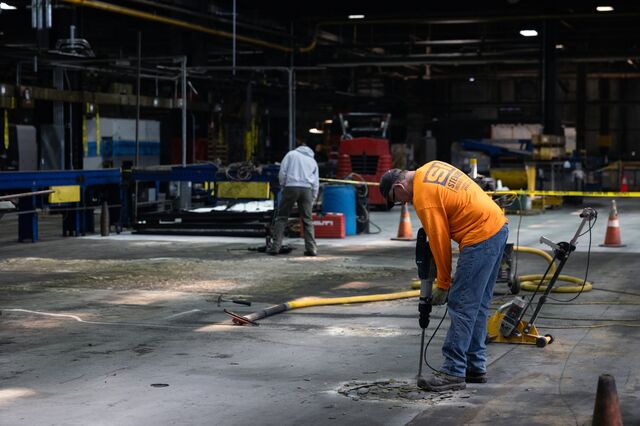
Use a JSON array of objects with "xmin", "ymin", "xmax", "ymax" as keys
[{"xmin": 379, "ymin": 161, "xmax": 508, "ymax": 392}]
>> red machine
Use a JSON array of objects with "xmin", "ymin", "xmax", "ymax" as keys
[{"xmin": 336, "ymin": 113, "xmax": 393, "ymax": 208}]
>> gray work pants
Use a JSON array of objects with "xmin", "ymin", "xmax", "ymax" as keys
[{"xmin": 271, "ymin": 186, "xmax": 316, "ymax": 252}]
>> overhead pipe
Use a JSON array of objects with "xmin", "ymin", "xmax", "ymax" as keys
[
  {"xmin": 51, "ymin": 1, "xmax": 640, "ymax": 59},
  {"xmin": 298, "ymin": 12, "xmax": 640, "ymax": 53},
  {"xmin": 317, "ymin": 54, "xmax": 640, "ymax": 68},
  {"xmin": 122, "ymin": 0, "xmax": 291, "ymax": 38},
  {"xmin": 60, "ymin": 0, "xmax": 293, "ymax": 53}
]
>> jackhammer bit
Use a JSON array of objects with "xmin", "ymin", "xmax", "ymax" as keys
[{"xmin": 415, "ymin": 227, "xmax": 434, "ymax": 388}]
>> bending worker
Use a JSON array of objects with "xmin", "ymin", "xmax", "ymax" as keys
[
  {"xmin": 268, "ymin": 140, "xmax": 319, "ymax": 256},
  {"xmin": 379, "ymin": 161, "xmax": 508, "ymax": 392}
]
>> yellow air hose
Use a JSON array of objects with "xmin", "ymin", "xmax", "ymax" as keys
[
  {"xmin": 287, "ymin": 290, "xmax": 419, "ymax": 309},
  {"xmin": 513, "ymin": 246, "xmax": 592, "ymax": 293},
  {"xmin": 229, "ymin": 245, "xmax": 590, "ymax": 325},
  {"xmin": 228, "ymin": 290, "xmax": 420, "ymax": 325}
]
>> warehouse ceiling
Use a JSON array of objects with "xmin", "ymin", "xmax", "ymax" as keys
[{"xmin": 1, "ymin": 1, "xmax": 640, "ymax": 96}]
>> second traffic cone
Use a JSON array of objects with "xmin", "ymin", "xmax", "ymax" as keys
[
  {"xmin": 592, "ymin": 374, "xmax": 623, "ymax": 426},
  {"xmin": 391, "ymin": 202, "xmax": 415, "ymax": 241},
  {"xmin": 600, "ymin": 200, "xmax": 626, "ymax": 247}
]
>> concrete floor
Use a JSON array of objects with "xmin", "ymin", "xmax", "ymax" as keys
[{"xmin": 1, "ymin": 199, "xmax": 639, "ymax": 425}]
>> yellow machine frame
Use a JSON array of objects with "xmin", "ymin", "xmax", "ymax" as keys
[{"xmin": 487, "ymin": 311, "xmax": 553, "ymax": 347}]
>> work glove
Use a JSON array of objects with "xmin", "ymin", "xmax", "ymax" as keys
[{"xmin": 431, "ymin": 287, "xmax": 448, "ymax": 306}]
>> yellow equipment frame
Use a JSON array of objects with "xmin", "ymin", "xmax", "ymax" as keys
[{"xmin": 487, "ymin": 311, "xmax": 553, "ymax": 347}]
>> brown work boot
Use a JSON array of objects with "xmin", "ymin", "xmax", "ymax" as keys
[
  {"xmin": 465, "ymin": 370, "xmax": 487, "ymax": 384},
  {"xmin": 418, "ymin": 372, "xmax": 466, "ymax": 392}
]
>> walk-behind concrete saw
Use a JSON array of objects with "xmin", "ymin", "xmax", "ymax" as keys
[{"xmin": 487, "ymin": 207, "xmax": 597, "ymax": 347}]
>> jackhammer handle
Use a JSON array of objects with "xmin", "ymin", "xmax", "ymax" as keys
[
  {"xmin": 418, "ymin": 303, "xmax": 432, "ymax": 329},
  {"xmin": 416, "ymin": 228, "xmax": 434, "ymax": 329}
]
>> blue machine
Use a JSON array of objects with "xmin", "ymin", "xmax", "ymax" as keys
[
  {"xmin": 460, "ymin": 139, "xmax": 532, "ymax": 158},
  {"xmin": 0, "ymin": 169, "xmax": 121, "ymax": 242}
]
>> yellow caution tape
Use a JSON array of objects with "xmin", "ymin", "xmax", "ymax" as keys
[
  {"xmin": 491, "ymin": 189, "xmax": 640, "ymax": 198},
  {"xmin": 320, "ymin": 178, "xmax": 640, "ymax": 197},
  {"xmin": 320, "ymin": 177, "xmax": 379, "ymax": 186}
]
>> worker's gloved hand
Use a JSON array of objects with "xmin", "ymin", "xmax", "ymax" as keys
[{"xmin": 431, "ymin": 287, "xmax": 448, "ymax": 306}]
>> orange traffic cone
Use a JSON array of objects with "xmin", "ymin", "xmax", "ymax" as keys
[
  {"xmin": 592, "ymin": 374, "xmax": 623, "ymax": 426},
  {"xmin": 620, "ymin": 176, "xmax": 628, "ymax": 193},
  {"xmin": 391, "ymin": 202, "xmax": 415, "ymax": 241},
  {"xmin": 600, "ymin": 200, "xmax": 625, "ymax": 247}
]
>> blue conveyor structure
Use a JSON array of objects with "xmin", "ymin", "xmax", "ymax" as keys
[
  {"xmin": 0, "ymin": 169, "xmax": 121, "ymax": 242},
  {"xmin": 461, "ymin": 139, "xmax": 532, "ymax": 158},
  {"xmin": 131, "ymin": 164, "xmax": 218, "ymax": 183}
]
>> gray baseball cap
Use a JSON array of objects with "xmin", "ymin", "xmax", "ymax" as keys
[{"xmin": 379, "ymin": 169, "xmax": 403, "ymax": 202}]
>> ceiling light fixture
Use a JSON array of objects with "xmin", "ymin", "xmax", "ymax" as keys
[
  {"xmin": 0, "ymin": 2, "xmax": 16, "ymax": 10},
  {"xmin": 348, "ymin": 15, "xmax": 365, "ymax": 20},
  {"xmin": 324, "ymin": 119, "xmax": 333, "ymax": 124},
  {"xmin": 555, "ymin": 44, "xmax": 564, "ymax": 49},
  {"xmin": 309, "ymin": 128, "xmax": 324, "ymax": 134},
  {"xmin": 596, "ymin": 6, "xmax": 614, "ymax": 12},
  {"xmin": 469, "ymin": 77, "xmax": 475, "ymax": 82},
  {"xmin": 520, "ymin": 30, "xmax": 538, "ymax": 37}
]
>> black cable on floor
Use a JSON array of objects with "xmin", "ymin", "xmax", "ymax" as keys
[{"xmin": 422, "ymin": 307, "xmax": 448, "ymax": 374}]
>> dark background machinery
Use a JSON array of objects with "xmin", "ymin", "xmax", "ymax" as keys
[
  {"xmin": 2, "ymin": 1, "xmax": 640, "ymax": 240},
  {"xmin": 2, "ymin": 1, "xmax": 640, "ymax": 172}
]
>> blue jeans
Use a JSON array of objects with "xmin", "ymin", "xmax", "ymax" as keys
[{"xmin": 441, "ymin": 224, "xmax": 509, "ymax": 378}]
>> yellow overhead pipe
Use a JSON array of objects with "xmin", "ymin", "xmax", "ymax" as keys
[{"xmin": 61, "ymin": 0, "xmax": 293, "ymax": 53}]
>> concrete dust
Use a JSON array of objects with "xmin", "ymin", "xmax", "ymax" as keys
[
  {"xmin": 0, "ymin": 256, "xmax": 409, "ymax": 298},
  {"xmin": 338, "ymin": 379, "xmax": 475, "ymax": 404}
]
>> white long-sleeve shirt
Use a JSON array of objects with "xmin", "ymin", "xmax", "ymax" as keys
[{"xmin": 278, "ymin": 145, "xmax": 319, "ymax": 200}]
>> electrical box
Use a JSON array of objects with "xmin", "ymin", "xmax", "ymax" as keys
[{"xmin": 300, "ymin": 213, "xmax": 345, "ymax": 239}]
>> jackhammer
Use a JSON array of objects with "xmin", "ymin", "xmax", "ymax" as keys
[{"xmin": 415, "ymin": 227, "xmax": 436, "ymax": 388}]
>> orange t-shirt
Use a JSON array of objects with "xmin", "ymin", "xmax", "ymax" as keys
[{"xmin": 412, "ymin": 161, "xmax": 507, "ymax": 290}]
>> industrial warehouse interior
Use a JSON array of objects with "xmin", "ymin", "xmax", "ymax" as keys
[{"xmin": 1, "ymin": 1, "xmax": 640, "ymax": 425}]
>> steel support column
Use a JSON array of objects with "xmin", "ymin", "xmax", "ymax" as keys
[
  {"xmin": 179, "ymin": 56, "xmax": 191, "ymax": 210},
  {"xmin": 541, "ymin": 20, "xmax": 559, "ymax": 135},
  {"xmin": 576, "ymin": 63, "xmax": 586, "ymax": 153}
]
